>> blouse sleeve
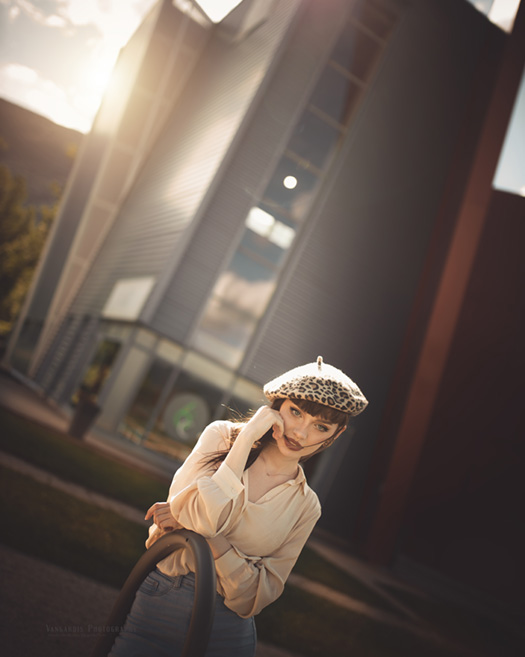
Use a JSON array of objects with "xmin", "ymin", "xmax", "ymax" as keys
[
  {"xmin": 150, "ymin": 419, "xmax": 321, "ymax": 618},
  {"xmin": 214, "ymin": 495, "xmax": 321, "ymax": 618},
  {"xmin": 167, "ymin": 421, "xmax": 245, "ymax": 537}
]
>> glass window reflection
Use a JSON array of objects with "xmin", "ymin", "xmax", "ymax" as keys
[
  {"xmin": 332, "ymin": 23, "xmax": 381, "ymax": 81},
  {"xmin": 214, "ymin": 251, "xmax": 277, "ymax": 316},
  {"xmin": 147, "ymin": 368, "xmax": 223, "ymax": 462},
  {"xmin": 119, "ymin": 358, "xmax": 172, "ymax": 444},
  {"xmin": 310, "ymin": 66, "xmax": 361, "ymax": 126},
  {"xmin": 192, "ymin": 297, "xmax": 259, "ymax": 368},
  {"xmin": 288, "ymin": 110, "xmax": 344, "ymax": 169},
  {"xmin": 356, "ymin": 3, "xmax": 396, "ymax": 40},
  {"xmin": 240, "ymin": 230, "xmax": 286, "ymax": 267}
]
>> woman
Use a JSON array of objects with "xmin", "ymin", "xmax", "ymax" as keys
[{"xmin": 110, "ymin": 356, "xmax": 367, "ymax": 657}]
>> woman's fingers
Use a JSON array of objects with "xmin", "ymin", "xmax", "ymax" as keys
[
  {"xmin": 144, "ymin": 502, "xmax": 176, "ymax": 530},
  {"xmin": 144, "ymin": 501, "xmax": 165, "ymax": 520},
  {"xmin": 273, "ymin": 411, "xmax": 284, "ymax": 438},
  {"xmin": 247, "ymin": 406, "xmax": 285, "ymax": 442}
]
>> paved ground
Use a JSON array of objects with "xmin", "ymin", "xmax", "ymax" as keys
[
  {"xmin": 0, "ymin": 545, "xmax": 298, "ymax": 657},
  {"xmin": 0, "ymin": 544, "xmax": 117, "ymax": 657}
]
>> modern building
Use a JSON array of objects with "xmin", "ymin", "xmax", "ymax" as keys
[{"xmin": 5, "ymin": 0, "xmax": 525, "ymax": 613}]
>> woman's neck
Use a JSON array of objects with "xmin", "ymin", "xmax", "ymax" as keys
[{"xmin": 258, "ymin": 443, "xmax": 299, "ymax": 478}]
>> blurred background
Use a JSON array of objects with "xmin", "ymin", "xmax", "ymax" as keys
[{"xmin": 1, "ymin": 0, "xmax": 524, "ymax": 640}]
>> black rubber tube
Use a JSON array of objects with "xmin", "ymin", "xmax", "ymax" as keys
[{"xmin": 90, "ymin": 529, "xmax": 216, "ymax": 657}]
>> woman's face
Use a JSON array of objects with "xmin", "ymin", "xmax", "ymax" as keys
[{"xmin": 272, "ymin": 399, "xmax": 344, "ymax": 458}]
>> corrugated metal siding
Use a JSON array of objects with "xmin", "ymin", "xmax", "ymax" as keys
[
  {"xmin": 19, "ymin": 4, "xmax": 159, "ymax": 324},
  {"xmin": 153, "ymin": 0, "xmax": 348, "ymax": 341},
  {"xmin": 35, "ymin": 314, "xmax": 98, "ymax": 402},
  {"xmin": 244, "ymin": 0, "xmax": 490, "ymax": 390},
  {"xmin": 34, "ymin": 315, "xmax": 76, "ymax": 389},
  {"xmin": 49, "ymin": 317, "xmax": 100, "ymax": 402},
  {"xmin": 241, "ymin": 0, "xmax": 494, "ymax": 537},
  {"xmin": 67, "ymin": 0, "xmax": 304, "ymax": 330}
]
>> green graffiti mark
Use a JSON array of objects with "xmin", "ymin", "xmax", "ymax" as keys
[{"xmin": 172, "ymin": 401, "xmax": 197, "ymax": 436}]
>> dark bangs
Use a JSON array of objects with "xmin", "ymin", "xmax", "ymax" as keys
[{"xmin": 288, "ymin": 397, "xmax": 349, "ymax": 429}]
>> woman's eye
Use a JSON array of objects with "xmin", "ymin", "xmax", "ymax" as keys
[
  {"xmin": 291, "ymin": 407, "xmax": 301, "ymax": 416},
  {"xmin": 316, "ymin": 424, "xmax": 329, "ymax": 432}
]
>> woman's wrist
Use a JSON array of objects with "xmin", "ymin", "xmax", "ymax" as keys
[{"xmin": 237, "ymin": 424, "xmax": 261, "ymax": 446}]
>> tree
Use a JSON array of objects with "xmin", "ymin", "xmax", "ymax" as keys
[{"xmin": 0, "ymin": 164, "xmax": 57, "ymax": 335}]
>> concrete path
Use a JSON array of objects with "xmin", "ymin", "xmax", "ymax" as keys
[{"xmin": 0, "ymin": 544, "xmax": 298, "ymax": 657}]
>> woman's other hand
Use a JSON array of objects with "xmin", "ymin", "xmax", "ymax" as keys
[{"xmin": 145, "ymin": 501, "xmax": 177, "ymax": 531}]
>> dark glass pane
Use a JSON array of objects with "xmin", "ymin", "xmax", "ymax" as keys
[
  {"xmin": 147, "ymin": 369, "xmax": 224, "ymax": 461},
  {"xmin": 356, "ymin": 2, "xmax": 396, "ymax": 40},
  {"xmin": 119, "ymin": 358, "xmax": 173, "ymax": 444},
  {"xmin": 310, "ymin": 66, "xmax": 361, "ymax": 125},
  {"xmin": 72, "ymin": 338, "xmax": 121, "ymax": 404},
  {"xmin": 288, "ymin": 110, "xmax": 343, "ymax": 170},
  {"xmin": 332, "ymin": 23, "xmax": 382, "ymax": 81}
]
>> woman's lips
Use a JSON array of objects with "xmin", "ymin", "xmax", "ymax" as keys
[{"xmin": 284, "ymin": 435, "xmax": 302, "ymax": 451}]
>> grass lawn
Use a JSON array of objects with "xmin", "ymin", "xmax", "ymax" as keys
[
  {"xmin": 1, "ymin": 464, "xmax": 457, "ymax": 657},
  {"xmin": 257, "ymin": 586, "xmax": 462, "ymax": 657},
  {"xmin": 0, "ymin": 464, "xmax": 146, "ymax": 588},
  {"xmin": 0, "ymin": 407, "xmax": 169, "ymax": 509},
  {"xmin": 294, "ymin": 545, "xmax": 400, "ymax": 615}
]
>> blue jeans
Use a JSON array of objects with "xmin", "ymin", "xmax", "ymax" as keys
[{"xmin": 109, "ymin": 569, "xmax": 256, "ymax": 657}]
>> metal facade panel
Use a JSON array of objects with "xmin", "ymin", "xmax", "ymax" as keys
[
  {"xmin": 66, "ymin": 0, "xmax": 302, "ymax": 331},
  {"xmin": 153, "ymin": 0, "xmax": 347, "ymax": 342},
  {"xmin": 243, "ymin": 0, "xmax": 495, "ymax": 537}
]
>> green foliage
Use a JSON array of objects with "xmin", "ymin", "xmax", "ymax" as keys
[{"xmin": 0, "ymin": 163, "xmax": 57, "ymax": 335}]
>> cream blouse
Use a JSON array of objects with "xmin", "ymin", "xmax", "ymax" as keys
[{"xmin": 147, "ymin": 420, "xmax": 321, "ymax": 618}]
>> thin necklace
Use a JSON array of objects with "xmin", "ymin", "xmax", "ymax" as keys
[{"xmin": 260, "ymin": 459, "xmax": 297, "ymax": 478}]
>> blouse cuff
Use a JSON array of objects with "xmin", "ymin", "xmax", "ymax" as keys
[
  {"xmin": 211, "ymin": 461, "xmax": 245, "ymax": 499},
  {"xmin": 214, "ymin": 546, "xmax": 249, "ymax": 580}
]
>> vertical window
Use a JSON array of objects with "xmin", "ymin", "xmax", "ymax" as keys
[
  {"xmin": 119, "ymin": 358, "xmax": 173, "ymax": 445},
  {"xmin": 191, "ymin": 0, "xmax": 397, "ymax": 369}
]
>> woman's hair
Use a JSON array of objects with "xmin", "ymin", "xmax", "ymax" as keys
[{"xmin": 202, "ymin": 397, "xmax": 349, "ymax": 470}]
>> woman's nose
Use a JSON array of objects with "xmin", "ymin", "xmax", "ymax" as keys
[{"xmin": 292, "ymin": 424, "xmax": 308, "ymax": 441}]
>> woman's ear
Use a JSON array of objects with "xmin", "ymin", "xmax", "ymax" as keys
[{"xmin": 322, "ymin": 425, "xmax": 347, "ymax": 449}]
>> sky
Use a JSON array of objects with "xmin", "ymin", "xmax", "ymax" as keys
[
  {"xmin": 0, "ymin": 0, "xmax": 523, "ymax": 192},
  {"xmin": 0, "ymin": 0, "xmax": 158, "ymax": 133}
]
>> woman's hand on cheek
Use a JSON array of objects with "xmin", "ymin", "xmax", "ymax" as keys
[{"xmin": 243, "ymin": 405, "xmax": 284, "ymax": 444}]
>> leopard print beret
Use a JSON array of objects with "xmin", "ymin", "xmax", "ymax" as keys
[{"xmin": 263, "ymin": 356, "xmax": 368, "ymax": 417}]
